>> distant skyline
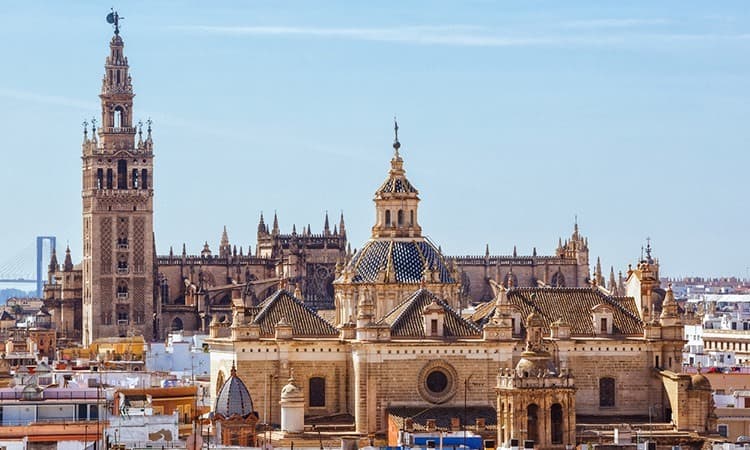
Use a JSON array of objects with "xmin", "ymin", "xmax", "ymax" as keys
[{"xmin": 0, "ymin": 1, "xmax": 748, "ymax": 279}]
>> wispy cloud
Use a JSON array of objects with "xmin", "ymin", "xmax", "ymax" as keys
[
  {"xmin": 562, "ymin": 18, "xmax": 673, "ymax": 29},
  {"xmin": 0, "ymin": 88, "xmax": 96, "ymax": 110},
  {"xmin": 173, "ymin": 24, "xmax": 750, "ymax": 48}
]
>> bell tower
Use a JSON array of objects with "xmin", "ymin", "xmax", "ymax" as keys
[{"xmin": 82, "ymin": 12, "xmax": 155, "ymax": 345}]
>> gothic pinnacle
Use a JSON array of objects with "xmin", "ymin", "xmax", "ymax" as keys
[
  {"xmin": 324, "ymin": 211, "xmax": 330, "ymax": 235},
  {"xmin": 339, "ymin": 211, "xmax": 346, "ymax": 236},
  {"xmin": 257, "ymin": 212, "xmax": 265, "ymax": 234},
  {"xmin": 63, "ymin": 245, "xmax": 74, "ymax": 272}
]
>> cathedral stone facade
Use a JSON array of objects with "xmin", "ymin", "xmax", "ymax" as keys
[{"xmin": 207, "ymin": 135, "xmax": 715, "ymax": 448}]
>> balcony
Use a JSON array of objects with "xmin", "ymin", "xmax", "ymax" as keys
[
  {"xmin": 117, "ymin": 243, "xmax": 129, "ymax": 250},
  {"xmin": 116, "ymin": 292, "xmax": 128, "ymax": 299},
  {"xmin": 116, "ymin": 267, "xmax": 129, "ymax": 274},
  {"xmin": 102, "ymin": 126, "xmax": 137, "ymax": 134},
  {"xmin": 117, "ymin": 319, "xmax": 129, "ymax": 326}
]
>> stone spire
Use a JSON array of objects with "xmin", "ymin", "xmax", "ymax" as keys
[
  {"xmin": 48, "ymin": 247, "xmax": 59, "ymax": 275},
  {"xmin": 324, "ymin": 211, "xmax": 330, "ymax": 236},
  {"xmin": 272, "ymin": 212, "xmax": 280, "ymax": 236},
  {"xmin": 595, "ymin": 257, "xmax": 604, "ymax": 286},
  {"xmin": 339, "ymin": 212, "xmax": 346, "ymax": 238},
  {"xmin": 609, "ymin": 266, "xmax": 618, "ymax": 295},
  {"xmin": 257, "ymin": 212, "xmax": 266, "ymax": 235},
  {"xmin": 63, "ymin": 245, "xmax": 74, "ymax": 272},
  {"xmin": 219, "ymin": 226, "xmax": 231, "ymax": 258}
]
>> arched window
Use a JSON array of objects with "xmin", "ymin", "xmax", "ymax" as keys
[
  {"xmin": 106, "ymin": 169, "xmax": 113, "ymax": 189},
  {"xmin": 113, "ymin": 106, "xmax": 123, "ymax": 128},
  {"xmin": 117, "ymin": 160, "xmax": 127, "ymax": 189},
  {"xmin": 397, "ymin": 210, "xmax": 404, "ymax": 226},
  {"xmin": 96, "ymin": 169, "xmax": 103, "ymax": 189},
  {"xmin": 599, "ymin": 377, "xmax": 615, "ymax": 407},
  {"xmin": 551, "ymin": 270, "xmax": 566, "ymax": 287},
  {"xmin": 171, "ymin": 317, "xmax": 183, "ymax": 331},
  {"xmin": 385, "ymin": 210, "xmax": 391, "ymax": 227},
  {"xmin": 132, "ymin": 169, "xmax": 139, "ymax": 189},
  {"xmin": 160, "ymin": 278, "xmax": 170, "ymax": 304},
  {"xmin": 141, "ymin": 169, "xmax": 148, "ymax": 189},
  {"xmin": 410, "ymin": 210, "xmax": 414, "ymax": 226},
  {"xmin": 309, "ymin": 377, "xmax": 325, "ymax": 407},
  {"xmin": 527, "ymin": 404, "xmax": 539, "ymax": 443},
  {"xmin": 551, "ymin": 403, "xmax": 563, "ymax": 444}
]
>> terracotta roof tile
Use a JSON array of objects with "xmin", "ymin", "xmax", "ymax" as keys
[
  {"xmin": 379, "ymin": 288, "xmax": 481, "ymax": 338},
  {"xmin": 253, "ymin": 290, "xmax": 338, "ymax": 337},
  {"xmin": 474, "ymin": 287, "xmax": 643, "ymax": 336}
]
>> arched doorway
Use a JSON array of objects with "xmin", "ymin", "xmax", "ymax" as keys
[
  {"xmin": 551, "ymin": 403, "xmax": 563, "ymax": 444},
  {"xmin": 527, "ymin": 404, "xmax": 539, "ymax": 443},
  {"xmin": 171, "ymin": 317, "xmax": 183, "ymax": 331}
]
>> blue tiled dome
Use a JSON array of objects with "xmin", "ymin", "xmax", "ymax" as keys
[
  {"xmin": 346, "ymin": 239, "xmax": 455, "ymax": 284},
  {"xmin": 215, "ymin": 365, "xmax": 254, "ymax": 418}
]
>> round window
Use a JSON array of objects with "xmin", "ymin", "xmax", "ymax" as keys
[
  {"xmin": 426, "ymin": 370, "xmax": 449, "ymax": 393},
  {"xmin": 418, "ymin": 361, "xmax": 458, "ymax": 404}
]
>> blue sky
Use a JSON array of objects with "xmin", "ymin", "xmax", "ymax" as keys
[{"xmin": 0, "ymin": 1, "xmax": 748, "ymax": 279}]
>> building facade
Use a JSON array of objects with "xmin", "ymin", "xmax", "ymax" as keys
[{"xmin": 206, "ymin": 136, "xmax": 715, "ymax": 448}]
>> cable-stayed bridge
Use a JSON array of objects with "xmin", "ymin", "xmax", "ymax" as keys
[{"xmin": 0, "ymin": 236, "xmax": 56, "ymax": 297}]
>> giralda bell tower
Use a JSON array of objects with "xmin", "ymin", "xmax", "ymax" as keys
[{"xmin": 82, "ymin": 12, "xmax": 155, "ymax": 345}]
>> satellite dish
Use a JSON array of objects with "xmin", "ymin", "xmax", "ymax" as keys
[{"xmin": 106, "ymin": 12, "xmax": 115, "ymax": 24}]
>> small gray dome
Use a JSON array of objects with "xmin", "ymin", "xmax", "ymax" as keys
[{"xmin": 215, "ymin": 365, "xmax": 254, "ymax": 418}]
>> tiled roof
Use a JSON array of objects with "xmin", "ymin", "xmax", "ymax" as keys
[
  {"xmin": 375, "ymin": 158, "xmax": 419, "ymax": 196},
  {"xmin": 379, "ymin": 289, "xmax": 481, "ymax": 338},
  {"xmin": 252, "ymin": 290, "xmax": 338, "ymax": 337},
  {"xmin": 376, "ymin": 174, "xmax": 418, "ymax": 195},
  {"xmin": 474, "ymin": 287, "xmax": 643, "ymax": 336},
  {"xmin": 347, "ymin": 239, "xmax": 455, "ymax": 284}
]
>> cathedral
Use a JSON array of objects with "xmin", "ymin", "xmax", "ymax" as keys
[
  {"xmin": 41, "ymin": 17, "xmax": 717, "ymax": 448},
  {"xmin": 207, "ymin": 130, "xmax": 714, "ymax": 447},
  {"xmin": 42, "ymin": 20, "xmax": 597, "ymax": 344}
]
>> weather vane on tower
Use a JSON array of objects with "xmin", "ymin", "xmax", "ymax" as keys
[
  {"xmin": 106, "ymin": 9, "xmax": 124, "ymax": 35},
  {"xmin": 393, "ymin": 116, "xmax": 401, "ymax": 158}
]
